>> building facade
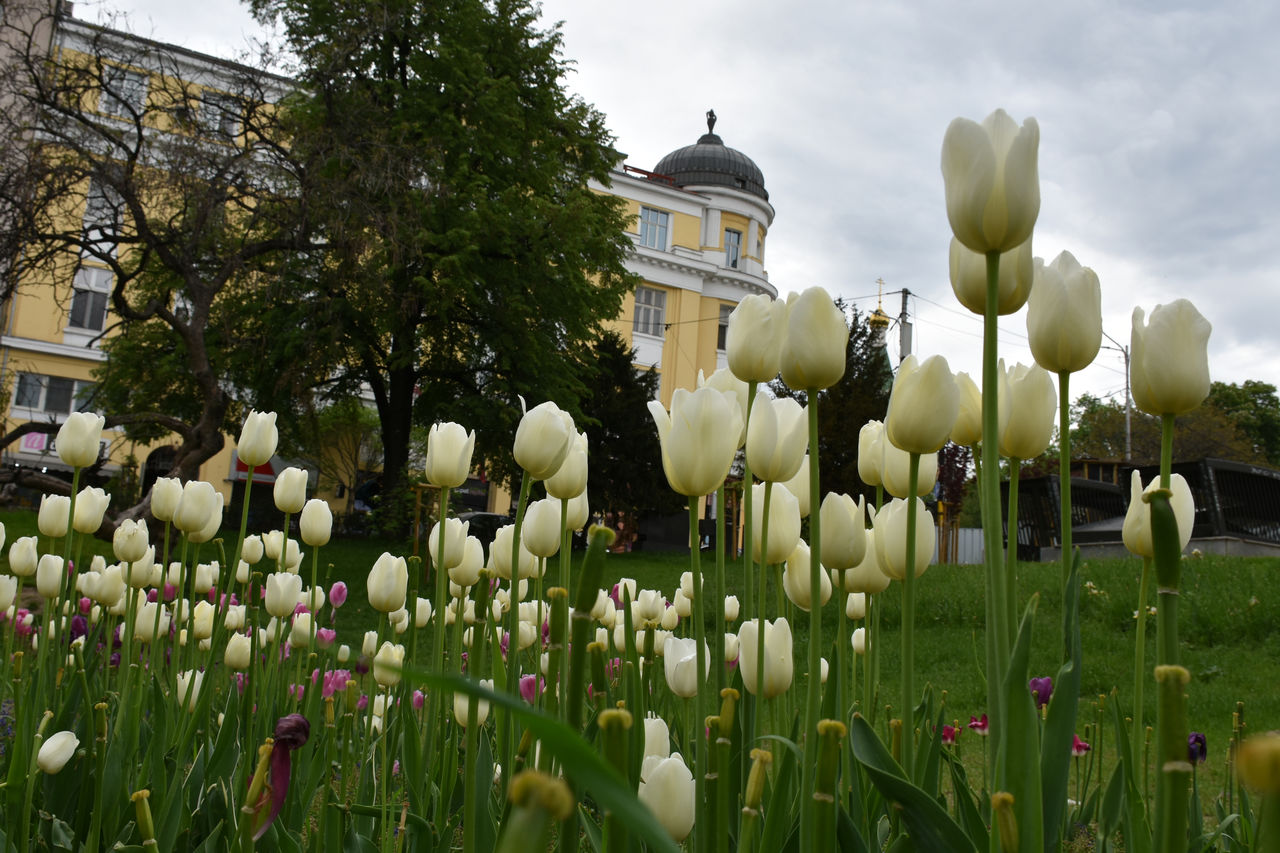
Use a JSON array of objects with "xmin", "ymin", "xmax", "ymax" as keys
[
  {"xmin": 603, "ymin": 111, "xmax": 776, "ymax": 404},
  {"xmin": 1, "ymin": 6, "xmax": 778, "ymax": 518}
]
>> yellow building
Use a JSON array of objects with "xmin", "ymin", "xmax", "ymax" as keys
[
  {"xmin": 604, "ymin": 111, "xmax": 777, "ymax": 403},
  {"xmin": 1, "ymin": 7, "xmax": 778, "ymax": 520},
  {"xmin": 0, "ymin": 1, "xmax": 298, "ymax": 514}
]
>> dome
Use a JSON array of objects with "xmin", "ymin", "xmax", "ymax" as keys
[{"xmin": 652, "ymin": 110, "xmax": 768, "ymax": 201}]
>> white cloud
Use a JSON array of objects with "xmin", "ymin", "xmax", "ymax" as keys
[{"xmin": 107, "ymin": 0, "xmax": 1280, "ymax": 402}]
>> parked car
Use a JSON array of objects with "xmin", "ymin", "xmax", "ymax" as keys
[{"xmin": 455, "ymin": 511, "xmax": 510, "ymax": 548}]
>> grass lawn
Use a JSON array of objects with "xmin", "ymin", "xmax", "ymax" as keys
[{"xmin": 4, "ymin": 506, "xmax": 1274, "ymax": 809}]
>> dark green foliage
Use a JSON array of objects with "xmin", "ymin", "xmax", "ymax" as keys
[
  {"xmin": 771, "ymin": 302, "xmax": 894, "ymax": 504},
  {"xmin": 1205, "ymin": 380, "xmax": 1280, "ymax": 467},
  {"xmin": 250, "ymin": 0, "xmax": 637, "ymax": 520},
  {"xmin": 577, "ymin": 332, "xmax": 682, "ymax": 522}
]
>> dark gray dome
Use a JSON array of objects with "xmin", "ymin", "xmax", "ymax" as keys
[{"xmin": 652, "ymin": 111, "xmax": 768, "ymax": 201}]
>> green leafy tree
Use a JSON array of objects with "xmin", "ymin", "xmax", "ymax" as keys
[
  {"xmin": 1070, "ymin": 392, "xmax": 1261, "ymax": 466},
  {"xmin": 577, "ymin": 332, "xmax": 681, "ymax": 525},
  {"xmin": 1206, "ymin": 380, "xmax": 1280, "ymax": 467},
  {"xmin": 771, "ymin": 301, "xmax": 894, "ymax": 505},
  {"xmin": 249, "ymin": 0, "xmax": 636, "ymax": 529},
  {"xmin": 0, "ymin": 8, "xmax": 313, "ymax": 515}
]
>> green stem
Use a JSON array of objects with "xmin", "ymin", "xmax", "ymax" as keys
[
  {"xmin": 1006, "ymin": 457, "xmax": 1022, "ymax": 646},
  {"xmin": 714, "ymin": 484, "xmax": 727, "ymax": 697},
  {"xmin": 902, "ymin": 452, "xmax": 920, "ymax": 779},
  {"xmin": 980, "ymin": 250, "xmax": 1007, "ymax": 778},
  {"xmin": 427, "ymin": 487, "xmax": 452, "ymax": 762},
  {"xmin": 502, "ymin": 472, "xmax": 533, "ymax": 784},
  {"xmin": 688, "ymin": 501, "xmax": 708, "ymax": 853},
  {"xmin": 1057, "ymin": 371, "xmax": 1073, "ymax": 662},
  {"xmin": 802, "ymin": 388, "xmax": 823, "ymax": 847},
  {"xmin": 1133, "ymin": 557, "xmax": 1152, "ymax": 746},
  {"xmin": 754, "ymin": 482, "xmax": 772, "ymax": 748}
]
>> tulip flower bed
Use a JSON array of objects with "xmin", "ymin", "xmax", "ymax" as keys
[{"xmin": 5, "ymin": 108, "xmax": 1280, "ymax": 852}]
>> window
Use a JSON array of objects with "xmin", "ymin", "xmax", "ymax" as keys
[
  {"xmin": 638, "ymin": 207, "xmax": 669, "ymax": 250},
  {"xmin": 724, "ymin": 229, "xmax": 742, "ymax": 269},
  {"xmin": 100, "ymin": 66, "xmax": 149, "ymax": 118},
  {"xmin": 201, "ymin": 93, "xmax": 241, "ymax": 139},
  {"xmin": 633, "ymin": 286, "xmax": 666, "ymax": 338},
  {"xmin": 68, "ymin": 266, "xmax": 112, "ymax": 331},
  {"xmin": 12, "ymin": 373, "xmax": 95, "ymax": 415},
  {"xmin": 82, "ymin": 179, "xmax": 120, "ymax": 257},
  {"xmin": 716, "ymin": 304, "xmax": 733, "ymax": 350}
]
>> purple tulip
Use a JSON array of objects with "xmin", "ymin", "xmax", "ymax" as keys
[
  {"xmin": 329, "ymin": 581, "xmax": 348, "ymax": 609},
  {"xmin": 1029, "ymin": 676, "xmax": 1054, "ymax": 709},
  {"xmin": 1188, "ymin": 732, "xmax": 1208, "ymax": 764}
]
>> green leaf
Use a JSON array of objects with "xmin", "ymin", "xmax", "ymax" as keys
[
  {"xmin": 835, "ymin": 804, "xmax": 870, "ymax": 853},
  {"xmin": 49, "ymin": 817, "xmax": 75, "ymax": 852},
  {"xmin": 1041, "ymin": 552, "xmax": 1084, "ymax": 852},
  {"xmin": 403, "ymin": 669, "xmax": 680, "ymax": 853},
  {"xmin": 945, "ymin": 752, "xmax": 990, "ymax": 851},
  {"xmin": 848, "ymin": 715, "xmax": 976, "ymax": 852},
  {"xmin": 1106, "ymin": 693, "xmax": 1151, "ymax": 853},
  {"xmin": 472, "ymin": 731, "xmax": 497, "ymax": 853},
  {"xmin": 759, "ymin": 728, "xmax": 799, "ymax": 853},
  {"xmin": 1100, "ymin": 762, "xmax": 1126, "ymax": 838},
  {"xmin": 998, "ymin": 595, "xmax": 1043, "ymax": 853}
]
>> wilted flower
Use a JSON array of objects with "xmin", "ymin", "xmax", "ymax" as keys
[
  {"xmin": 968, "ymin": 714, "xmax": 989, "ymax": 736},
  {"xmin": 1072, "ymin": 734, "xmax": 1092, "ymax": 757},
  {"xmin": 942, "ymin": 724, "xmax": 960, "ymax": 746}
]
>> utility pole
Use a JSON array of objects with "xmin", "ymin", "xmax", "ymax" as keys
[
  {"xmin": 898, "ymin": 287, "xmax": 912, "ymax": 364},
  {"xmin": 1101, "ymin": 330, "xmax": 1133, "ymax": 461}
]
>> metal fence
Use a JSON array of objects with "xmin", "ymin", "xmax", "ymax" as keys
[{"xmin": 1003, "ymin": 458, "xmax": 1280, "ymax": 560}]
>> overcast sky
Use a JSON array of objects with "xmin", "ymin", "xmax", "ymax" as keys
[{"xmin": 90, "ymin": 0, "xmax": 1280, "ymax": 406}]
